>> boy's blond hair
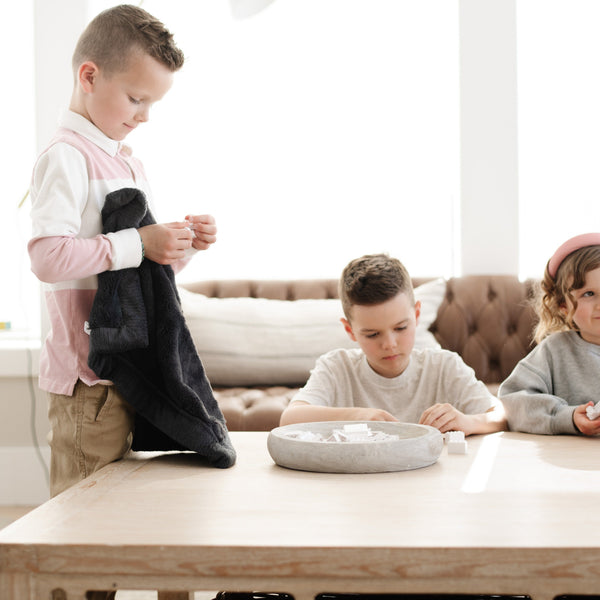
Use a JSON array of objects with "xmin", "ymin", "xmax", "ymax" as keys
[
  {"xmin": 339, "ymin": 253, "xmax": 414, "ymax": 321},
  {"xmin": 72, "ymin": 4, "xmax": 184, "ymax": 77},
  {"xmin": 534, "ymin": 245, "xmax": 600, "ymax": 342}
]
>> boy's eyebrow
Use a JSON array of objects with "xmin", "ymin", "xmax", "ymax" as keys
[{"xmin": 359, "ymin": 319, "xmax": 410, "ymax": 333}]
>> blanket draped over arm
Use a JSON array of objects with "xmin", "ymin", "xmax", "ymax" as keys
[{"xmin": 87, "ymin": 187, "xmax": 236, "ymax": 468}]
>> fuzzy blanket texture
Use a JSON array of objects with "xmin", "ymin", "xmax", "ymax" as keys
[{"xmin": 87, "ymin": 187, "xmax": 236, "ymax": 468}]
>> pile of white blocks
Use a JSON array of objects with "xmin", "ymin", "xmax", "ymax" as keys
[{"xmin": 282, "ymin": 423, "xmax": 400, "ymax": 443}]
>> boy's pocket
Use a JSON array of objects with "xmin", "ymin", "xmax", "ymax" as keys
[{"xmin": 94, "ymin": 386, "xmax": 113, "ymax": 422}]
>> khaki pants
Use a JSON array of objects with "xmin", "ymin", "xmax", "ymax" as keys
[{"xmin": 47, "ymin": 380, "xmax": 135, "ymax": 499}]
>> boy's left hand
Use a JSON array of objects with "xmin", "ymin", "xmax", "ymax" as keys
[
  {"xmin": 185, "ymin": 214, "xmax": 217, "ymax": 251},
  {"xmin": 419, "ymin": 403, "xmax": 469, "ymax": 435}
]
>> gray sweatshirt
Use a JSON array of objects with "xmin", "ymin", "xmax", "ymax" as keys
[{"xmin": 499, "ymin": 330, "xmax": 600, "ymax": 434}]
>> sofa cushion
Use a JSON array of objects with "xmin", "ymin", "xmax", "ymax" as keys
[
  {"xmin": 179, "ymin": 278, "xmax": 446, "ymax": 387},
  {"xmin": 213, "ymin": 386, "xmax": 298, "ymax": 431}
]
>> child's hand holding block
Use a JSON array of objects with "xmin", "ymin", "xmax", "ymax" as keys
[{"xmin": 586, "ymin": 401, "xmax": 600, "ymax": 420}]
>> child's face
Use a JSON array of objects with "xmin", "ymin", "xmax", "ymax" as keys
[
  {"xmin": 79, "ymin": 52, "xmax": 174, "ymax": 141},
  {"xmin": 565, "ymin": 266, "xmax": 600, "ymax": 345},
  {"xmin": 341, "ymin": 291, "xmax": 420, "ymax": 378}
]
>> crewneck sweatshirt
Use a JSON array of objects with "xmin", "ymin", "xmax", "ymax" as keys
[{"xmin": 499, "ymin": 330, "xmax": 599, "ymax": 434}]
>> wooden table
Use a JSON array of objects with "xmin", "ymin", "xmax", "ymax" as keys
[{"xmin": 1, "ymin": 431, "xmax": 600, "ymax": 600}]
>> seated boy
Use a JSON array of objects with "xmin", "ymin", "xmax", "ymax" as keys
[{"xmin": 279, "ymin": 254, "xmax": 507, "ymax": 435}]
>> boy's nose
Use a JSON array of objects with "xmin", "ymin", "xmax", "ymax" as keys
[
  {"xmin": 136, "ymin": 106, "xmax": 150, "ymax": 123},
  {"xmin": 381, "ymin": 332, "xmax": 397, "ymax": 350}
]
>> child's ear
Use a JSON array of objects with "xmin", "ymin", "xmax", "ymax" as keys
[
  {"xmin": 340, "ymin": 317, "xmax": 357, "ymax": 342},
  {"xmin": 78, "ymin": 61, "xmax": 100, "ymax": 93},
  {"xmin": 414, "ymin": 299, "xmax": 421, "ymax": 323}
]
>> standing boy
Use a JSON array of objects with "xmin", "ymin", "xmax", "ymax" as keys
[
  {"xmin": 28, "ymin": 4, "xmax": 217, "ymax": 501},
  {"xmin": 280, "ymin": 254, "xmax": 507, "ymax": 435}
]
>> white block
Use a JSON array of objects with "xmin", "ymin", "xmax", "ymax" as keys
[
  {"xmin": 586, "ymin": 401, "xmax": 600, "ymax": 420},
  {"xmin": 445, "ymin": 431, "xmax": 468, "ymax": 454},
  {"xmin": 343, "ymin": 423, "xmax": 369, "ymax": 433}
]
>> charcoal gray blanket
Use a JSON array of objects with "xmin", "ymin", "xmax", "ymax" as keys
[{"xmin": 87, "ymin": 187, "xmax": 236, "ymax": 468}]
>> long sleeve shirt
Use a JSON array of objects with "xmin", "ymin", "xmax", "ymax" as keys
[
  {"xmin": 29, "ymin": 111, "xmax": 152, "ymax": 395},
  {"xmin": 498, "ymin": 330, "xmax": 599, "ymax": 434}
]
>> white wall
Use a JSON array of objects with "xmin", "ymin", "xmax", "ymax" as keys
[
  {"xmin": 0, "ymin": 1, "xmax": 87, "ymax": 506},
  {"xmin": 459, "ymin": 0, "xmax": 519, "ymax": 274},
  {"xmin": 33, "ymin": 0, "xmax": 88, "ymax": 153},
  {"xmin": 0, "ymin": 377, "xmax": 50, "ymax": 505}
]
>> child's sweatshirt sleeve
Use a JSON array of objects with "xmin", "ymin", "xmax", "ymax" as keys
[
  {"xmin": 498, "ymin": 344, "xmax": 578, "ymax": 435},
  {"xmin": 28, "ymin": 142, "xmax": 143, "ymax": 283}
]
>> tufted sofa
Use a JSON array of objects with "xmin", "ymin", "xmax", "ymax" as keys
[{"xmin": 180, "ymin": 275, "xmax": 539, "ymax": 431}]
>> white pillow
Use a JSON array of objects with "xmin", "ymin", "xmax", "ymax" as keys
[
  {"xmin": 179, "ymin": 278, "xmax": 446, "ymax": 387},
  {"xmin": 413, "ymin": 277, "xmax": 447, "ymax": 350}
]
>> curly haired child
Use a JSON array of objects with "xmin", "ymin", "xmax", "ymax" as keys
[{"xmin": 499, "ymin": 233, "xmax": 600, "ymax": 436}]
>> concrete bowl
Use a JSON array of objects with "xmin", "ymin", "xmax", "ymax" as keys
[{"xmin": 267, "ymin": 421, "xmax": 444, "ymax": 473}]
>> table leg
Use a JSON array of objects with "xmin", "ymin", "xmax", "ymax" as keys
[{"xmin": 0, "ymin": 571, "xmax": 32, "ymax": 600}]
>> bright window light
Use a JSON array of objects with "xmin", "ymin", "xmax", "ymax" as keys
[
  {"xmin": 93, "ymin": 0, "xmax": 459, "ymax": 281},
  {"xmin": 518, "ymin": 0, "xmax": 600, "ymax": 278}
]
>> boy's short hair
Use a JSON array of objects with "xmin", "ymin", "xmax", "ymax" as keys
[
  {"xmin": 72, "ymin": 4, "xmax": 184, "ymax": 77},
  {"xmin": 339, "ymin": 253, "xmax": 415, "ymax": 320}
]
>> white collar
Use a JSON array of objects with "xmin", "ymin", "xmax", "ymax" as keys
[{"xmin": 59, "ymin": 110, "xmax": 133, "ymax": 158}]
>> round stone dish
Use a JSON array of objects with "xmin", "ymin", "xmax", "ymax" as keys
[{"xmin": 267, "ymin": 421, "xmax": 444, "ymax": 473}]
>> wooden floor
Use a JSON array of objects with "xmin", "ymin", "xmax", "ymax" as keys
[{"xmin": 0, "ymin": 506, "xmax": 219, "ymax": 599}]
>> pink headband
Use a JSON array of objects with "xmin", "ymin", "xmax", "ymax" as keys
[{"xmin": 547, "ymin": 232, "xmax": 600, "ymax": 278}]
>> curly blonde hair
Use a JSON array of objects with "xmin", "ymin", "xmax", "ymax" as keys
[{"xmin": 534, "ymin": 245, "xmax": 600, "ymax": 343}]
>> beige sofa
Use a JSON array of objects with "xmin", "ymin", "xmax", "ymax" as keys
[{"xmin": 179, "ymin": 275, "xmax": 538, "ymax": 431}]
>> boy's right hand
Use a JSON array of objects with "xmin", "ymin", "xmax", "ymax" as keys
[
  {"xmin": 279, "ymin": 402, "xmax": 398, "ymax": 427},
  {"xmin": 138, "ymin": 222, "xmax": 194, "ymax": 265},
  {"xmin": 352, "ymin": 407, "xmax": 398, "ymax": 422}
]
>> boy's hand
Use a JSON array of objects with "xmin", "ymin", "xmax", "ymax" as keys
[
  {"xmin": 419, "ymin": 403, "xmax": 470, "ymax": 435},
  {"xmin": 353, "ymin": 407, "xmax": 398, "ymax": 422},
  {"xmin": 279, "ymin": 402, "xmax": 397, "ymax": 427},
  {"xmin": 185, "ymin": 214, "xmax": 217, "ymax": 251},
  {"xmin": 138, "ymin": 222, "xmax": 194, "ymax": 265},
  {"xmin": 573, "ymin": 403, "xmax": 600, "ymax": 436}
]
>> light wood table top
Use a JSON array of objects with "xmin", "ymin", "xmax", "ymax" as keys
[{"xmin": 1, "ymin": 431, "xmax": 600, "ymax": 600}]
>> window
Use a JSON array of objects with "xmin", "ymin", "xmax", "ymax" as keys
[
  {"xmin": 10, "ymin": 0, "xmax": 460, "ymax": 341},
  {"xmin": 517, "ymin": 0, "xmax": 600, "ymax": 278},
  {"xmin": 92, "ymin": 0, "xmax": 460, "ymax": 281},
  {"xmin": 14, "ymin": 0, "xmax": 600, "ymax": 343}
]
